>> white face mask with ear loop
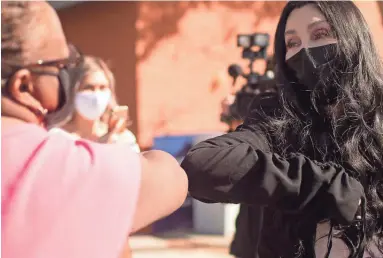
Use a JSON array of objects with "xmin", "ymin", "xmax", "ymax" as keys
[{"xmin": 74, "ymin": 90, "xmax": 111, "ymax": 120}]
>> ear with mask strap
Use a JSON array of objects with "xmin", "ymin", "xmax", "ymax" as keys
[{"xmin": 2, "ymin": 72, "xmax": 48, "ymax": 123}]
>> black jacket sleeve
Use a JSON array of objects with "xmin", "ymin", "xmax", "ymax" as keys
[{"xmin": 181, "ymin": 95, "xmax": 364, "ymax": 224}]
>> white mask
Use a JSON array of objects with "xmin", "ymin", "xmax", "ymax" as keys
[{"xmin": 74, "ymin": 90, "xmax": 111, "ymax": 120}]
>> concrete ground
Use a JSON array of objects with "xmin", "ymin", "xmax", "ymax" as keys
[{"xmin": 129, "ymin": 233, "xmax": 234, "ymax": 258}]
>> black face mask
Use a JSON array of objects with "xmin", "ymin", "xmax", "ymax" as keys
[
  {"xmin": 44, "ymin": 67, "xmax": 79, "ymax": 129},
  {"xmin": 286, "ymin": 44, "xmax": 337, "ymax": 89},
  {"xmin": 286, "ymin": 44, "xmax": 339, "ymax": 111}
]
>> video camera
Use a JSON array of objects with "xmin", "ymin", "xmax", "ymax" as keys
[{"xmin": 221, "ymin": 33, "xmax": 275, "ymax": 124}]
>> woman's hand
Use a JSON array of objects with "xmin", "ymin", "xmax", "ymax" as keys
[{"xmin": 98, "ymin": 113, "xmax": 127, "ymax": 144}]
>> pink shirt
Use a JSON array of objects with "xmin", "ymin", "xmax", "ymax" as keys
[{"xmin": 2, "ymin": 123, "xmax": 141, "ymax": 258}]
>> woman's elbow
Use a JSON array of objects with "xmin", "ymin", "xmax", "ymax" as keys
[
  {"xmin": 155, "ymin": 150, "xmax": 189, "ymax": 210},
  {"xmin": 172, "ymin": 165, "xmax": 189, "ymax": 210},
  {"xmin": 141, "ymin": 150, "xmax": 188, "ymax": 204}
]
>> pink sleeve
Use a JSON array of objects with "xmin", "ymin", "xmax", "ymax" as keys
[{"xmin": 2, "ymin": 131, "xmax": 141, "ymax": 258}]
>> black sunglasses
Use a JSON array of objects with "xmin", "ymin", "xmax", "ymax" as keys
[{"xmin": 2, "ymin": 43, "xmax": 84, "ymax": 77}]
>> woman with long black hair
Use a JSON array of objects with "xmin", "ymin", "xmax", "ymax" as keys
[{"xmin": 181, "ymin": 1, "xmax": 383, "ymax": 257}]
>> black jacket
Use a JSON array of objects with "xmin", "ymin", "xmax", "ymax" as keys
[
  {"xmin": 181, "ymin": 95, "xmax": 364, "ymax": 258},
  {"xmin": 229, "ymin": 204, "xmax": 262, "ymax": 258}
]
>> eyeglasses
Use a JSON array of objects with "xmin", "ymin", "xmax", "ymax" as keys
[
  {"xmin": 32, "ymin": 44, "xmax": 83, "ymax": 70},
  {"xmin": 2, "ymin": 43, "xmax": 84, "ymax": 77}
]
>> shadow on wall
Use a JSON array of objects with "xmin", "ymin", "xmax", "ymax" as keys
[{"xmin": 136, "ymin": 1, "xmax": 285, "ymax": 62}]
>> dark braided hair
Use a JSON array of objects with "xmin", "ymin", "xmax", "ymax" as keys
[{"xmin": 258, "ymin": 1, "xmax": 383, "ymax": 257}]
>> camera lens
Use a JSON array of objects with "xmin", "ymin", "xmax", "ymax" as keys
[
  {"xmin": 253, "ymin": 34, "xmax": 269, "ymax": 48},
  {"xmin": 238, "ymin": 35, "xmax": 252, "ymax": 48}
]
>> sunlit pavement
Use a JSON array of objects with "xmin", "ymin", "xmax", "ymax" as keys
[{"xmin": 130, "ymin": 233, "xmax": 234, "ymax": 258}]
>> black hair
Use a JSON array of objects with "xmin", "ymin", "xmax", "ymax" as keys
[{"xmin": 260, "ymin": 1, "xmax": 383, "ymax": 257}]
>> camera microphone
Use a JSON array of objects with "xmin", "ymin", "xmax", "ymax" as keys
[{"xmin": 228, "ymin": 64, "xmax": 243, "ymax": 86}]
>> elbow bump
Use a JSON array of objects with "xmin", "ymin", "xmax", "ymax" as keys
[
  {"xmin": 177, "ymin": 167, "xmax": 189, "ymax": 205},
  {"xmin": 167, "ymin": 170, "xmax": 188, "ymax": 214},
  {"xmin": 159, "ymin": 161, "xmax": 188, "ymax": 216},
  {"xmin": 166, "ymin": 162, "xmax": 189, "ymax": 211}
]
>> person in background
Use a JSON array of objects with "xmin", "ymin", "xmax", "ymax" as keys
[
  {"xmin": 58, "ymin": 56, "xmax": 140, "ymax": 152},
  {"xmin": 1, "ymin": 2, "xmax": 187, "ymax": 258}
]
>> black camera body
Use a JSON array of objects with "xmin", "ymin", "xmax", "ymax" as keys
[{"xmin": 221, "ymin": 33, "xmax": 275, "ymax": 124}]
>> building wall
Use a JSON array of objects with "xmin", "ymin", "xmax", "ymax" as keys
[{"xmin": 58, "ymin": 1, "xmax": 383, "ymax": 148}]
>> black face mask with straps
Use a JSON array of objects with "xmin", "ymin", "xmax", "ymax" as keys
[
  {"xmin": 286, "ymin": 44, "xmax": 339, "ymax": 113},
  {"xmin": 286, "ymin": 44, "xmax": 337, "ymax": 90},
  {"xmin": 43, "ymin": 66, "xmax": 81, "ymax": 129}
]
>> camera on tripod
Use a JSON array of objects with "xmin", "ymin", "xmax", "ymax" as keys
[{"xmin": 221, "ymin": 33, "xmax": 276, "ymax": 125}]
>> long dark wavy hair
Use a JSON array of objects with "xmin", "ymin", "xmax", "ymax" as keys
[{"xmin": 260, "ymin": 1, "xmax": 383, "ymax": 257}]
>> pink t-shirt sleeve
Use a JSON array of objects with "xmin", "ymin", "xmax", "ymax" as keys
[{"xmin": 2, "ymin": 124, "xmax": 141, "ymax": 258}]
